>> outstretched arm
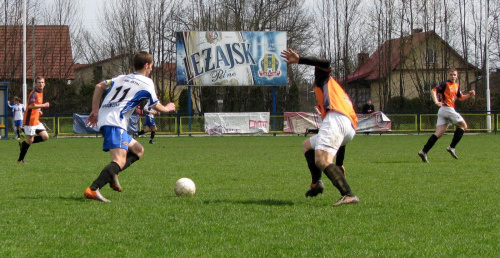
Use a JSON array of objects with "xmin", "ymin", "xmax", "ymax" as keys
[
  {"xmin": 458, "ymin": 90, "xmax": 475, "ymax": 101},
  {"xmin": 152, "ymin": 102, "xmax": 176, "ymax": 113},
  {"xmin": 281, "ymin": 49, "xmax": 330, "ymax": 70}
]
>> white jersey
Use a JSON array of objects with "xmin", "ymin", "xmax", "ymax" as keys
[
  {"xmin": 9, "ymin": 103, "xmax": 25, "ymax": 121},
  {"xmin": 143, "ymin": 102, "xmax": 155, "ymax": 118},
  {"xmin": 98, "ymin": 73, "xmax": 159, "ymax": 130}
]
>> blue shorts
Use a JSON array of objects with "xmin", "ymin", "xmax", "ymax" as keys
[
  {"xmin": 100, "ymin": 126, "xmax": 132, "ymax": 152},
  {"xmin": 143, "ymin": 116, "xmax": 156, "ymax": 127},
  {"xmin": 14, "ymin": 120, "xmax": 23, "ymax": 127}
]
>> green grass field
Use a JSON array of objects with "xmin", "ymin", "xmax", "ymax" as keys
[{"xmin": 0, "ymin": 134, "xmax": 498, "ymax": 257}]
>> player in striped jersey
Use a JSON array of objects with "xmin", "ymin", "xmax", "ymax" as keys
[
  {"xmin": 281, "ymin": 49, "xmax": 359, "ymax": 207},
  {"xmin": 84, "ymin": 51, "xmax": 176, "ymax": 202},
  {"xmin": 418, "ymin": 68, "xmax": 475, "ymax": 163},
  {"xmin": 17, "ymin": 77, "xmax": 50, "ymax": 164}
]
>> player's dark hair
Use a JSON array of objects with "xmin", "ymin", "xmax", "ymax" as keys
[
  {"xmin": 13, "ymin": 96, "xmax": 21, "ymax": 101},
  {"xmin": 133, "ymin": 51, "xmax": 153, "ymax": 71}
]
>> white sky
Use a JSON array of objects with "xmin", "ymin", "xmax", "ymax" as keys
[{"xmin": 80, "ymin": 0, "xmax": 102, "ymax": 31}]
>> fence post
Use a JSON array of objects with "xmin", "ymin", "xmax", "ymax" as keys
[{"xmin": 417, "ymin": 112, "xmax": 421, "ymax": 135}]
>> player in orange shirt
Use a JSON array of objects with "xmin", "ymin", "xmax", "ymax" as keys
[
  {"xmin": 17, "ymin": 76, "xmax": 50, "ymax": 163},
  {"xmin": 281, "ymin": 49, "xmax": 359, "ymax": 207},
  {"xmin": 418, "ymin": 68, "xmax": 475, "ymax": 162}
]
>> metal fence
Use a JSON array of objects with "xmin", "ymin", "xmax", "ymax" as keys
[{"xmin": 1, "ymin": 111, "xmax": 498, "ymax": 138}]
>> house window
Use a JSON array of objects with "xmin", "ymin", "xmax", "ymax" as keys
[{"xmin": 426, "ymin": 49, "xmax": 436, "ymax": 64}]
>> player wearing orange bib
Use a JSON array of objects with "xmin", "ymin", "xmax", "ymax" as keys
[
  {"xmin": 281, "ymin": 49, "xmax": 359, "ymax": 207},
  {"xmin": 418, "ymin": 68, "xmax": 475, "ymax": 163},
  {"xmin": 18, "ymin": 76, "xmax": 50, "ymax": 163}
]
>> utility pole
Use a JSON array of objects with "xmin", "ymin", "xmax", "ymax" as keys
[
  {"xmin": 485, "ymin": 0, "xmax": 491, "ymax": 132},
  {"xmin": 22, "ymin": 0, "xmax": 27, "ymax": 105}
]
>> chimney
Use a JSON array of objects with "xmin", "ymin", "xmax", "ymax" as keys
[
  {"xmin": 412, "ymin": 28, "xmax": 423, "ymax": 34},
  {"xmin": 357, "ymin": 52, "xmax": 369, "ymax": 67}
]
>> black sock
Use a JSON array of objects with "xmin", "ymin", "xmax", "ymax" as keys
[
  {"xmin": 16, "ymin": 129, "xmax": 20, "ymax": 137},
  {"xmin": 32, "ymin": 136, "xmax": 44, "ymax": 144},
  {"xmin": 18, "ymin": 141, "xmax": 30, "ymax": 161},
  {"xmin": 335, "ymin": 146, "xmax": 346, "ymax": 167},
  {"xmin": 304, "ymin": 150, "xmax": 322, "ymax": 184},
  {"xmin": 323, "ymin": 164, "xmax": 353, "ymax": 196},
  {"xmin": 90, "ymin": 162, "xmax": 121, "ymax": 190},
  {"xmin": 450, "ymin": 128, "xmax": 464, "ymax": 148},
  {"xmin": 422, "ymin": 134, "xmax": 439, "ymax": 153},
  {"xmin": 150, "ymin": 131, "xmax": 155, "ymax": 140},
  {"xmin": 138, "ymin": 130, "xmax": 145, "ymax": 135},
  {"xmin": 121, "ymin": 152, "xmax": 140, "ymax": 171}
]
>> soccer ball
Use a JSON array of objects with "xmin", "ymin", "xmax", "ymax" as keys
[{"xmin": 174, "ymin": 178, "xmax": 196, "ymax": 197}]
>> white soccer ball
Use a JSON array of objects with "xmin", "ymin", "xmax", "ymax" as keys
[{"xmin": 174, "ymin": 178, "xmax": 196, "ymax": 197}]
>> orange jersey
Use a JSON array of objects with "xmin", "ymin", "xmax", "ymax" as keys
[
  {"xmin": 23, "ymin": 90, "xmax": 43, "ymax": 126},
  {"xmin": 315, "ymin": 77, "xmax": 358, "ymax": 129},
  {"xmin": 298, "ymin": 56, "xmax": 358, "ymax": 129},
  {"xmin": 433, "ymin": 80, "xmax": 462, "ymax": 109}
]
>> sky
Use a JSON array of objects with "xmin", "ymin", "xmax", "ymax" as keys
[{"xmin": 79, "ymin": 0, "xmax": 102, "ymax": 31}]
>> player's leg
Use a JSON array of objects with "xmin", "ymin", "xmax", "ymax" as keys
[
  {"xmin": 335, "ymin": 145, "xmax": 346, "ymax": 177},
  {"xmin": 303, "ymin": 137, "xmax": 323, "ymax": 197},
  {"xmin": 32, "ymin": 129, "xmax": 49, "ymax": 143},
  {"xmin": 85, "ymin": 127, "xmax": 132, "ymax": 201},
  {"xmin": 122, "ymin": 139, "xmax": 144, "ymax": 171},
  {"xmin": 314, "ymin": 113, "xmax": 358, "ymax": 206},
  {"xmin": 18, "ymin": 134, "xmax": 34, "ymax": 163},
  {"xmin": 149, "ymin": 119, "xmax": 157, "ymax": 144},
  {"xmin": 15, "ymin": 120, "xmax": 23, "ymax": 139},
  {"xmin": 149, "ymin": 126, "xmax": 156, "ymax": 144},
  {"xmin": 17, "ymin": 125, "xmax": 42, "ymax": 163},
  {"xmin": 447, "ymin": 119, "xmax": 467, "ymax": 159},
  {"xmin": 138, "ymin": 126, "xmax": 148, "ymax": 136},
  {"xmin": 419, "ymin": 114, "xmax": 448, "ymax": 162}
]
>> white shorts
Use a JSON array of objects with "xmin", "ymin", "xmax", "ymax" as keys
[
  {"xmin": 309, "ymin": 112, "xmax": 356, "ymax": 157},
  {"xmin": 436, "ymin": 106, "xmax": 464, "ymax": 127},
  {"xmin": 24, "ymin": 123, "xmax": 46, "ymax": 136}
]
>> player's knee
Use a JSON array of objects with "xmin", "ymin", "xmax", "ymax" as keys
[
  {"xmin": 302, "ymin": 142, "xmax": 312, "ymax": 154},
  {"xmin": 135, "ymin": 146, "xmax": 145, "ymax": 158},
  {"xmin": 314, "ymin": 159, "xmax": 328, "ymax": 171}
]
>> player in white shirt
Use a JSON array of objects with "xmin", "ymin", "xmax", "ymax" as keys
[
  {"xmin": 7, "ymin": 96, "xmax": 25, "ymax": 139},
  {"xmin": 84, "ymin": 51, "xmax": 176, "ymax": 202},
  {"xmin": 137, "ymin": 101, "xmax": 158, "ymax": 144}
]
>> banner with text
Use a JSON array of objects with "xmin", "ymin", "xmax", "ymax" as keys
[
  {"xmin": 176, "ymin": 31, "xmax": 287, "ymax": 86},
  {"xmin": 204, "ymin": 112, "xmax": 270, "ymax": 135},
  {"xmin": 283, "ymin": 112, "xmax": 321, "ymax": 134},
  {"xmin": 282, "ymin": 111, "xmax": 391, "ymax": 134},
  {"xmin": 356, "ymin": 111, "xmax": 391, "ymax": 132}
]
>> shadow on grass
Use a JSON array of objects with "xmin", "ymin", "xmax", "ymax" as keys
[{"xmin": 203, "ymin": 199, "xmax": 294, "ymax": 206}]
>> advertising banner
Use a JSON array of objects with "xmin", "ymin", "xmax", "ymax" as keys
[
  {"xmin": 283, "ymin": 111, "xmax": 391, "ymax": 134},
  {"xmin": 176, "ymin": 31, "xmax": 287, "ymax": 86},
  {"xmin": 204, "ymin": 112, "xmax": 270, "ymax": 135},
  {"xmin": 73, "ymin": 114, "xmax": 139, "ymax": 134},
  {"xmin": 355, "ymin": 111, "xmax": 392, "ymax": 132},
  {"xmin": 283, "ymin": 112, "xmax": 321, "ymax": 134}
]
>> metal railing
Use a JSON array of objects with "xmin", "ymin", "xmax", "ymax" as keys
[{"xmin": 1, "ymin": 111, "xmax": 498, "ymax": 138}]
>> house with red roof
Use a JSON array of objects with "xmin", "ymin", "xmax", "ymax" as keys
[
  {"xmin": 0, "ymin": 25, "xmax": 74, "ymax": 82},
  {"xmin": 345, "ymin": 29, "xmax": 480, "ymax": 111}
]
